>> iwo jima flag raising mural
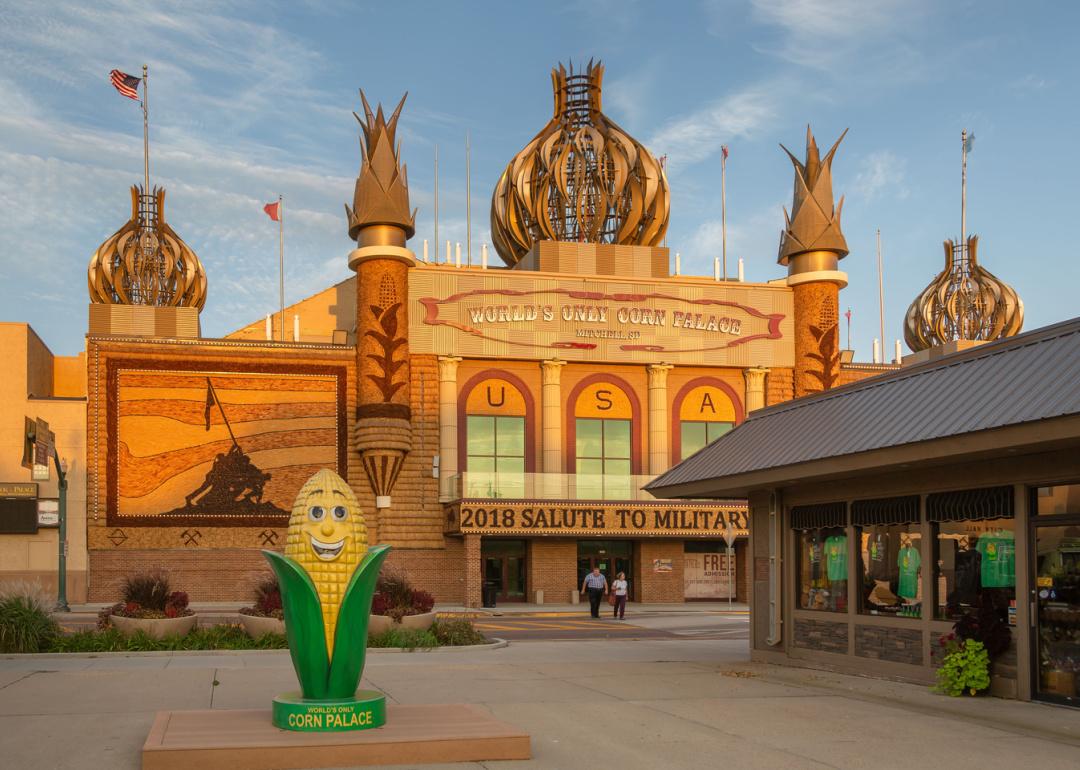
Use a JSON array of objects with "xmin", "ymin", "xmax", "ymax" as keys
[{"xmin": 109, "ymin": 366, "xmax": 346, "ymax": 526}]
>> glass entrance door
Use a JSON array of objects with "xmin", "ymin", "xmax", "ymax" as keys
[
  {"xmin": 481, "ymin": 539, "xmax": 527, "ymax": 602},
  {"xmin": 1033, "ymin": 523, "xmax": 1080, "ymax": 705},
  {"xmin": 1032, "ymin": 483, "xmax": 1080, "ymax": 705},
  {"xmin": 577, "ymin": 540, "xmax": 633, "ymax": 599}
]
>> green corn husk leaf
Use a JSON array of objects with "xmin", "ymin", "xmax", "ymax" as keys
[
  {"xmin": 327, "ymin": 544, "xmax": 392, "ymax": 698},
  {"xmin": 262, "ymin": 550, "xmax": 331, "ymax": 700}
]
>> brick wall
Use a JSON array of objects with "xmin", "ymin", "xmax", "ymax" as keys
[
  {"xmin": 765, "ymin": 368, "xmax": 794, "ymax": 406},
  {"xmin": 735, "ymin": 540, "xmax": 750, "ymax": 603},
  {"xmin": 89, "ymin": 549, "xmax": 275, "ymax": 603},
  {"xmin": 382, "ymin": 537, "xmax": 465, "ymax": 604},
  {"xmin": 527, "ymin": 539, "xmax": 577, "ymax": 604},
  {"xmin": 793, "ymin": 617, "xmax": 849, "ymax": 654},
  {"xmin": 463, "ymin": 535, "xmax": 481, "ymax": 608},
  {"xmin": 855, "ymin": 624, "xmax": 923, "ymax": 665},
  {"xmin": 635, "ymin": 541, "xmax": 684, "ymax": 602}
]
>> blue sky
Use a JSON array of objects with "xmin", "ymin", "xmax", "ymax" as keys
[{"xmin": 1, "ymin": 0, "xmax": 1075, "ymax": 358}]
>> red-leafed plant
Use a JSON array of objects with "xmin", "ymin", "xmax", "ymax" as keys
[
  {"xmin": 240, "ymin": 575, "xmax": 284, "ymax": 620},
  {"xmin": 371, "ymin": 568, "xmax": 436, "ymax": 620}
]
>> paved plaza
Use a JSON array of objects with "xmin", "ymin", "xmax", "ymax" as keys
[{"xmin": 2, "ymin": 634, "xmax": 1078, "ymax": 770}]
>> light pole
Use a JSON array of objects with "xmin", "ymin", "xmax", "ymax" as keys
[{"xmin": 52, "ymin": 450, "xmax": 69, "ymax": 612}]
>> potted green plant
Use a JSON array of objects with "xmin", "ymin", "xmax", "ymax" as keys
[
  {"xmin": 239, "ymin": 576, "xmax": 286, "ymax": 638},
  {"xmin": 369, "ymin": 568, "xmax": 436, "ymax": 634},
  {"xmin": 108, "ymin": 571, "xmax": 197, "ymax": 639}
]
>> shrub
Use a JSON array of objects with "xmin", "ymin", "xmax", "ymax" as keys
[
  {"xmin": 431, "ymin": 618, "xmax": 486, "ymax": 647},
  {"xmin": 122, "ymin": 570, "xmax": 171, "ymax": 612},
  {"xmin": 114, "ymin": 572, "xmax": 193, "ymax": 619},
  {"xmin": 240, "ymin": 575, "xmax": 283, "ymax": 619},
  {"xmin": 368, "ymin": 626, "xmax": 438, "ymax": 650},
  {"xmin": 46, "ymin": 624, "xmax": 288, "ymax": 653},
  {"xmin": 935, "ymin": 637, "xmax": 991, "ymax": 696},
  {"xmin": 372, "ymin": 568, "xmax": 436, "ymax": 619},
  {"xmin": 0, "ymin": 584, "xmax": 58, "ymax": 653}
]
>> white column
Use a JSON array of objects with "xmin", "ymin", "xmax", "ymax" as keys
[
  {"xmin": 744, "ymin": 367, "xmax": 770, "ymax": 414},
  {"xmin": 540, "ymin": 359, "xmax": 566, "ymax": 476},
  {"xmin": 437, "ymin": 356, "xmax": 462, "ymax": 502},
  {"xmin": 646, "ymin": 364, "xmax": 673, "ymax": 475}
]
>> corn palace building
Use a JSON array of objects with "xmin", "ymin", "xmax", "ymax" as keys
[{"xmin": 4, "ymin": 62, "xmax": 893, "ymax": 606}]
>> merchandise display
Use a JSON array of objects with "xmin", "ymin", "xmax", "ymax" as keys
[{"xmin": 797, "ymin": 527, "xmax": 847, "ymax": 612}]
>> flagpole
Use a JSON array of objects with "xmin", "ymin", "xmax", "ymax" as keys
[
  {"xmin": 721, "ymin": 146, "xmax": 728, "ymax": 281},
  {"xmin": 207, "ymin": 378, "xmax": 239, "ymax": 448},
  {"xmin": 433, "ymin": 144, "xmax": 439, "ymax": 264},
  {"xmin": 960, "ymin": 128, "xmax": 967, "ymax": 253},
  {"xmin": 278, "ymin": 195, "xmax": 285, "ymax": 342},
  {"xmin": 142, "ymin": 64, "xmax": 150, "ymax": 195},
  {"xmin": 876, "ymin": 229, "xmax": 885, "ymax": 359},
  {"xmin": 465, "ymin": 131, "xmax": 472, "ymax": 266}
]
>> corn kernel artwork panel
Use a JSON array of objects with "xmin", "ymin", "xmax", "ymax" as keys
[{"xmin": 107, "ymin": 360, "xmax": 348, "ymax": 527}]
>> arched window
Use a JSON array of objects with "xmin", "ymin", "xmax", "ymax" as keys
[
  {"xmin": 459, "ymin": 372, "xmax": 534, "ymax": 498},
  {"xmin": 567, "ymin": 375, "xmax": 642, "ymax": 499},
  {"xmin": 672, "ymin": 379, "xmax": 743, "ymax": 462}
]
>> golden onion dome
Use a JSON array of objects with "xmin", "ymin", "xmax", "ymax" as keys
[
  {"xmin": 490, "ymin": 60, "xmax": 670, "ymax": 267},
  {"xmin": 903, "ymin": 235, "xmax": 1023, "ymax": 352},
  {"xmin": 88, "ymin": 185, "xmax": 207, "ymax": 310}
]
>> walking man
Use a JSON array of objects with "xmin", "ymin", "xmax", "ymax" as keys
[{"xmin": 581, "ymin": 566, "xmax": 608, "ymax": 618}]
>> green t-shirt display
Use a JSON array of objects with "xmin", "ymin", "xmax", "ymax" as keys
[
  {"xmin": 897, "ymin": 545, "xmax": 921, "ymax": 599},
  {"xmin": 976, "ymin": 533, "xmax": 1015, "ymax": 588},
  {"xmin": 825, "ymin": 535, "xmax": 847, "ymax": 581}
]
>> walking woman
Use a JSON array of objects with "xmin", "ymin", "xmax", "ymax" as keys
[{"xmin": 611, "ymin": 571, "xmax": 628, "ymax": 619}]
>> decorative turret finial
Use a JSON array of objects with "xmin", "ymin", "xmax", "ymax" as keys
[
  {"xmin": 778, "ymin": 126, "xmax": 849, "ymax": 266},
  {"xmin": 903, "ymin": 236, "xmax": 1023, "ymax": 352},
  {"xmin": 346, "ymin": 91, "xmax": 416, "ymax": 243},
  {"xmin": 87, "ymin": 185, "xmax": 207, "ymax": 309},
  {"xmin": 490, "ymin": 59, "xmax": 670, "ymax": 266}
]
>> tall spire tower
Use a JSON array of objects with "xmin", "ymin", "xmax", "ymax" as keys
[
  {"xmin": 778, "ymin": 127, "xmax": 850, "ymax": 397},
  {"xmin": 346, "ymin": 91, "xmax": 417, "ymax": 511}
]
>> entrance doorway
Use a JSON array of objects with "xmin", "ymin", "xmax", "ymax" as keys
[
  {"xmin": 577, "ymin": 540, "xmax": 633, "ymax": 599},
  {"xmin": 481, "ymin": 539, "xmax": 527, "ymax": 602},
  {"xmin": 1031, "ymin": 484, "xmax": 1080, "ymax": 706}
]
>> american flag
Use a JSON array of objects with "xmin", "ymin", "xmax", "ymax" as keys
[{"xmin": 110, "ymin": 69, "xmax": 140, "ymax": 100}]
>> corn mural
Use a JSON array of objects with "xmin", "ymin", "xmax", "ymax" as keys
[{"xmin": 263, "ymin": 469, "xmax": 391, "ymax": 727}]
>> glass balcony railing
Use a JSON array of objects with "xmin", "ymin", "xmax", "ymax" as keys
[{"xmin": 441, "ymin": 472, "xmax": 665, "ymax": 502}]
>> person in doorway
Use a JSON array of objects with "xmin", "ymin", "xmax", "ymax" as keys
[
  {"xmin": 611, "ymin": 572, "xmax": 629, "ymax": 619},
  {"xmin": 581, "ymin": 567, "xmax": 608, "ymax": 618}
]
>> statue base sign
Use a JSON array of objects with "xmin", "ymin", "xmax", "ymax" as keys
[{"xmin": 272, "ymin": 690, "xmax": 387, "ymax": 732}]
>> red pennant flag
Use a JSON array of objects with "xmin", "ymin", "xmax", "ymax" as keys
[
  {"xmin": 263, "ymin": 201, "xmax": 281, "ymax": 222},
  {"xmin": 721, "ymin": 145, "xmax": 730, "ymax": 160}
]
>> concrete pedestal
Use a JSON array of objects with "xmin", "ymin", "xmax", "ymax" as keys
[{"xmin": 142, "ymin": 703, "xmax": 530, "ymax": 769}]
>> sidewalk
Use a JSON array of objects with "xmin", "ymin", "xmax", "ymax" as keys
[{"xmin": 1, "ymin": 638, "xmax": 1077, "ymax": 769}]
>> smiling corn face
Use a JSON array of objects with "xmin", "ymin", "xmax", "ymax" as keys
[{"xmin": 284, "ymin": 469, "xmax": 368, "ymax": 657}]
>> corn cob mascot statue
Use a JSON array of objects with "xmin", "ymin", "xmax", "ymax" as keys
[{"xmin": 263, "ymin": 469, "xmax": 391, "ymax": 731}]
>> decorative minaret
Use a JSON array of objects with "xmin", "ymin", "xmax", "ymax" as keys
[
  {"xmin": 903, "ymin": 130, "xmax": 1023, "ymax": 352},
  {"xmin": 490, "ymin": 60, "xmax": 669, "ymax": 266},
  {"xmin": 88, "ymin": 185, "xmax": 207, "ymax": 309},
  {"xmin": 345, "ymin": 92, "xmax": 417, "ymax": 509},
  {"xmin": 778, "ymin": 127, "xmax": 850, "ymax": 397}
]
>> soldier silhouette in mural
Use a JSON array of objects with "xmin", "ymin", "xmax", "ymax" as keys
[{"xmin": 163, "ymin": 378, "xmax": 286, "ymax": 519}]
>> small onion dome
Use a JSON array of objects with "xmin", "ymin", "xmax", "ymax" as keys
[
  {"xmin": 904, "ymin": 235, "xmax": 1023, "ymax": 352},
  {"xmin": 88, "ymin": 185, "xmax": 207, "ymax": 310},
  {"xmin": 490, "ymin": 60, "xmax": 669, "ymax": 267}
]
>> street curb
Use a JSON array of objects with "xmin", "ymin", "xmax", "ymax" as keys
[{"xmin": 0, "ymin": 639, "xmax": 508, "ymax": 661}]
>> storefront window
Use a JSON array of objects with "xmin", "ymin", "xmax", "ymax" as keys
[
  {"xmin": 927, "ymin": 486, "xmax": 1016, "ymax": 623},
  {"xmin": 1036, "ymin": 484, "xmax": 1080, "ymax": 516},
  {"xmin": 797, "ymin": 527, "xmax": 848, "ymax": 612},
  {"xmin": 465, "ymin": 415, "xmax": 525, "ymax": 498},
  {"xmin": 858, "ymin": 524, "xmax": 922, "ymax": 617},
  {"xmin": 575, "ymin": 418, "xmax": 631, "ymax": 499}
]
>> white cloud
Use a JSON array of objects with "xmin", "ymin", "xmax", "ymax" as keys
[
  {"xmin": 647, "ymin": 83, "xmax": 780, "ymax": 168},
  {"xmin": 852, "ymin": 150, "xmax": 908, "ymax": 201}
]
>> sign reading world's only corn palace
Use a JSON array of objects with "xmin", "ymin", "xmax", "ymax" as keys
[{"xmin": 409, "ymin": 269, "xmax": 794, "ymax": 367}]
